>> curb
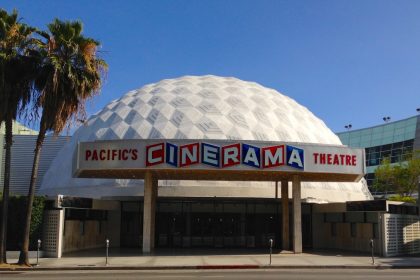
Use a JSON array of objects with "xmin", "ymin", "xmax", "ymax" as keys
[{"xmin": 2, "ymin": 264, "xmax": 420, "ymax": 271}]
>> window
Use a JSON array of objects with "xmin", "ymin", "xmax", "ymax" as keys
[
  {"xmin": 350, "ymin": 223, "xmax": 357, "ymax": 237},
  {"xmin": 392, "ymin": 142, "xmax": 402, "ymax": 149},
  {"xmin": 380, "ymin": 150, "xmax": 391, "ymax": 159},
  {"xmin": 391, "ymin": 148, "xmax": 402, "ymax": 163},
  {"xmin": 380, "ymin": 144, "xmax": 392, "ymax": 152},
  {"xmin": 364, "ymin": 139, "xmax": 414, "ymax": 167}
]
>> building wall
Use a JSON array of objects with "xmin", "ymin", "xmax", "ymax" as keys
[
  {"xmin": 0, "ymin": 135, "xmax": 69, "ymax": 194},
  {"xmin": 63, "ymin": 220, "xmax": 107, "ymax": 253},
  {"xmin": 0, "ymin": 121, "xmax": 38, "ymax": 135},
  {"xmin": 312, "ymin": 214, "xmax": 381, "ymax": 254},
  {"xmin": 62, "ymin": 200, "xmax": 121, "ymax": 253},
  {"xmin": 312, "ymin": 204, "xmax": 382, "ymax": 254},
  {"xmin": 62, "ymin": 209, "xmax": 121, "ymax": 253},
  {"xmin": 414, "ymin": 116, "xmax": 420, "ymax": 151},
  {"xmin": 1, "ymin": 121, "xmax": 38, "ymax": 193},
  {"xmin": 383, "ymin": 213, "xmax": 420, "ymax": 256},
  {"xmin": 337, "ymin": 116, "xmax": 418, "ymax": 148},
  {"xmin": 336, "ymin": 115, "xmax": 419, "ymax": 188}
]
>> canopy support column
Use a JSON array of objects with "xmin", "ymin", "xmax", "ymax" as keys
[
  {"xmin": 281, "ymin": 180, "xmax": 290, "ymax": 250},
  {"xmin": 142, "ymin": 171, "xmax": 157, "ymax": 254},
  {"xmin": 292, "ymin": 175, "xmax": 302, "ymax": 253}
]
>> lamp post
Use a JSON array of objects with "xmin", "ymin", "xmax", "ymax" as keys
[
  {"xmin": 382, "ymin": 116, "xmax": 391, "ymax": 123},
  {"xmin": 344, "ymin": 124, "xmax": 352, "ymax": 145}
]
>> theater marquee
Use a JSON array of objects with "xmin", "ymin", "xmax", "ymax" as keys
[{"xmin": 73, "ymin": 139, "xmax": 365, "ymax": 182}]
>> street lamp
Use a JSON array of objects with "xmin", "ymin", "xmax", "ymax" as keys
[
  {"xmin": 416, "ymin": 108, "xmax": 420, "ymax": 114},
  {"xmin": 382, "ymin": 116, "xmax": 391, "ymax": 123},
  {"xmin": 344, "ymin": 124, "xmax": 352, "ymax": 145}
]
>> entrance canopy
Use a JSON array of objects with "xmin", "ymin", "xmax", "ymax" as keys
[{"xmin": 74, "ymin": 139, "xmax": 365, "ymax": 182}]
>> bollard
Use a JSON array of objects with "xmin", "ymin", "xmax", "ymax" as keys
[
  {"xmin": 269, "ymin": 239, "xmax": 273, "ymax": 265},
  {"xmin": 36, "ymin": 239, "xmax": 41, "ymax": 266},
  {"xmin": 106, "ymin": 239, "xmax": 110, "ymax": 266},
  {"xmin": 369, "ymin": 239, "xmax": 374, "ymax": 264}
]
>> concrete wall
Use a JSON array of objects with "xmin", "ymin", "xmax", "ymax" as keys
[
  {"xmin": 312, "ymin": 213, "xmax": 381, "ymax": 254},
  {"xmin": 312, "ymin": 203, "xmax": 346, "ymax": 213},
  {"xmin": 382, "ymin": 213, "xmax": 420, "ymax": 256},
  {"xmin": 62, "ymin": 201, "xmax": 121, "ymax": 253},
  {"xmin": 312, "ymin": 204, "xmax": 382, "ymax": 255},
  {"xmin": 43, "ymin": 209, "xmax": 64, "ymax": 257},
  {"xmin": 63, "ymin": 220, "xmax": 107, "ymax": 253}
]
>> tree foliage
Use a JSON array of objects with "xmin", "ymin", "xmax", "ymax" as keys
[
  {"xmin": 0, "ymin": 195, "xmax": 45, "ymax": 251},
  {"xmin": 0, "ymin": 9, "xmax": 39, "ymax": 123},
  {"xmin": 373, "ymin": 151, "xmax": 420, "ymax": 199},
  {"xmin": 34, "ymin": 19, "xmax": 108, "ymax": 135},
  {"xmin": 18, "ymin": 18, "xmax": 107, "ymax": 266},
  {"xmin": 0, "ymin": 8, "xmax": 38, "ymax": 265}
]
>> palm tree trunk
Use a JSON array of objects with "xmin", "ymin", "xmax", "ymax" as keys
[
  {"xmin": 18, "ymin": 123, "xmax": 46, "ymax": 266},
  {"xmin": 0, "ymin": 115, "xmax": 13, "ymax": 264}
]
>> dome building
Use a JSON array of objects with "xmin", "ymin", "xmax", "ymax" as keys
[
  {"xmin": 37, "ymin": 75, "xmax": 372, "ymax": 257},
  {"xmin": 41, "ymin": 75, "xmax": 371, "ymax": 202}
]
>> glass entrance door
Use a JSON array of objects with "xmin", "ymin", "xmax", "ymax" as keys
[
  {"xmin": 120, "ymin": 201, "xmax": 142, "ymax": 247},
  {"xmin": 155, "ymin": 199, "xmax": 283, "ymax": 249},
  {"xmin": 156, "ymin": 202, "xmax": 185, "ymax": 247}
]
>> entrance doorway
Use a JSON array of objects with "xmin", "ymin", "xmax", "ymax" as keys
[
  {"xmin": 120, "ymin": 202, "xmax": 143, "ymax": 247},
  {"xmin": 120, "ymin": 199, "xmax": 315, "ymax": 250}
]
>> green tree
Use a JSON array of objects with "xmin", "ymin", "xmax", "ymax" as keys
[
  {"xmin": 18, "ymin": 19, "xmax": 107, "ymax": 266},
  {"xmin": 0, "ymin": 9, "xmax": 38, "ymax": 264},
  {"xmin": 373, "ymin": 151, "xmax": 420, "ymax": 199}
]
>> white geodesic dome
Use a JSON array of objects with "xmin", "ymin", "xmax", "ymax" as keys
[{"xmin": 40, "ymin": 75, "xmax": 372, "ymax": 202}]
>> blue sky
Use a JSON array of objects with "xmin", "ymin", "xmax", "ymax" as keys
[{"xmin": 3, "ymin": 0, "xmax": 420, "ymax": 133}]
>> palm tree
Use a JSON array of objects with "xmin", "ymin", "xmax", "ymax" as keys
[
  {"xmin": 0, "ymin": 9, "xmax": 38, "ymax": 265},
  {"xmin": 18, "ymin": 19, "xmax": 107, "ymax": 266}
]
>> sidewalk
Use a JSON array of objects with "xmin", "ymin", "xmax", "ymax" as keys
[{"xmin": 2, "ymin": 249, "xmax": 420, "ymax": 270}]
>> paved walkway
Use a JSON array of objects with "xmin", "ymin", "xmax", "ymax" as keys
[{"xmin": 2, "ymin": 249, "xmax": 420, "ymax": 270}]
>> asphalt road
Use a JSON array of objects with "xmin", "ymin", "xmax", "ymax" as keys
[{"xmin": 1, "ymin": 269, "xmax": 420, "ymax": 280}]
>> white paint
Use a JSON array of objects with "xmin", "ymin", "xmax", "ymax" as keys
[
  {"xmin": 223, "ymin": 146, "xmax": 240, "ymax": 165},
  {"xmin": 243, "ymin": 147, "xmax": 259, "ymax": 166},
  {"xmin": 264, "ymin": 147, "xmax": 284, "ymax": 166},
  {"xmin": 288, "ymin": 149, "xmax": 303, "ymax": 168},
  {"xmin": 202, "ymin": 144, "xmax": 218, "ymax": 166},
  {"xmin": 147, "ymin": 145, "xmax": 163, "ymax": 164}
]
